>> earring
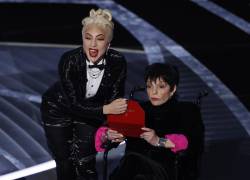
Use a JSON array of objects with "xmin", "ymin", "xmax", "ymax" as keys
[{"xmin": 106, "ymin": 44, "xmax": 110, "ymax": 55}]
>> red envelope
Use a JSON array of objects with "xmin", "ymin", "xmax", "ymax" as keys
[{"xmin": 107, "ymin": 100, "xmax": 145, "ymax": 137}]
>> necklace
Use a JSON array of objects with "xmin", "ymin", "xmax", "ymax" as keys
[
  {"xmin": 87, "ymin": 67, "xmax": 103, "ymax": 79},
  {"xmin": 86, "ymin": 58, "xmax": 105, "ymax": 79}
]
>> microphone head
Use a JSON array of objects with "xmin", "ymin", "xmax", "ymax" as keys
[{"xmin": 199, "ymin": 90, "xmax": 209, "ymax": 98}]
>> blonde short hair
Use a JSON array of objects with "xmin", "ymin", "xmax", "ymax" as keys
[{"xmin": 82, "ymin": 9, "xmax": 114, "ymax": 42}]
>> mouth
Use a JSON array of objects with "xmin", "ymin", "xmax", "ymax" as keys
[
  {"xmin": 89, "ymin": 48, "xmax": 98, "ymax": 58},
  {"xmin": 150, "ymin": 97, "xmax": 159, "ymax": 101}
]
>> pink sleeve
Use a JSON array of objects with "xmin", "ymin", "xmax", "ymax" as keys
[
  {"xmin": 95, "ymin": 127, "xmax": 108, "ymax": 152},
  {"xmin": 165, "ymin": 134, "xmax": 188, "ymax": 153}
]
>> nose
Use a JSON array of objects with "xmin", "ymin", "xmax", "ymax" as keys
[
  {"xmin": 152, "ymin": 87, "xmax": 157, "ymax": 94},
  {"xmin": 91, "ymin": 39, "xmax": 97, "ymax": 47}
]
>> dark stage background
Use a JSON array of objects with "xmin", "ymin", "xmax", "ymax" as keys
[{"xmin": 0, "ymin": 1, "xmax": 250, "ymax": 180}]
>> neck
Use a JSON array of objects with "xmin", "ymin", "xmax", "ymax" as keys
[{"xmin": 151, "ymin": 97, "xmax": 177, "ymax": 110}]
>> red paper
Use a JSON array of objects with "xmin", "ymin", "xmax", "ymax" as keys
[{"xmin": 107, "ymin": 100, "xmax": 145, "ymax": 137}]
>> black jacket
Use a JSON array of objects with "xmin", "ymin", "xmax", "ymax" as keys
[{"xmin": 40, "ymin": 47, "xmax": 127, "ymax": 127}]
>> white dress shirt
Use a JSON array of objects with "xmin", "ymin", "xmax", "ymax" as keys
[{"xmin": 85, "ymin": 59, "xmax": 105, "ymax": 98}]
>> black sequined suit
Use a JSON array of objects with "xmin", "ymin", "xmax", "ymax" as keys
[{"xmin": 40, "ymin": 47, "xmax": 127, "ymax": 180}]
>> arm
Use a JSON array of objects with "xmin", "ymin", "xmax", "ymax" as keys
[
  {"xmin": 140, "ymin": 127, "xmax": 188, "ymax": 153},
  {"xmin": 165, "ymin": 134, "xmax": 188, "ymax": 153},
  {"xmin": 180, "ymin": 103, "xmax": 204, "ymax": 155},
  {"xmin": 95, "ymin": 127, "xmax": 108, "ymax": 152},
  {"xmin": 95, "ymin": 127, "xmax": 124, "ymax": 152},
  {"xmin": 178, "ymin": 102, "xmax": 204, "ymax": 179},
  {"xmin": 103, "ymin": 58, "xmax": 127, "ymax": 114},
  {"xmin": 107, "ymin": 58, "xmax": 127, "ymax": 101},
  {"xmin": 161, "ymin": 103, "xmax": 203, "ymax": 154}
]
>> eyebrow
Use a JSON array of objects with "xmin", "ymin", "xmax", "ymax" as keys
[
  {"xmin": 147, "ymin": 80, "xmax": 167, "ymax": 86},
  {"xmin": 85, "ymin": 33, "xmax": 105, "ymax": 37}
]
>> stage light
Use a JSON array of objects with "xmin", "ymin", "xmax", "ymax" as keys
[{"xmin": 0, "ymin": 160, "xmax": 56, "ymax": 180}]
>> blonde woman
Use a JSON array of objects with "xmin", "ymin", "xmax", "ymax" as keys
[{"xmin": 40, "ymin": 9, "xmax": 127, "ymax": 180}]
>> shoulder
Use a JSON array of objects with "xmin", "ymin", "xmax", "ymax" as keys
[
  {"xmin": 106, "ymin": 48, "xmax": 126, "ymax": 65},
  {"xmin": 177, "ymin": 101, "xmax": 200, "ymax": 113},
  {"xmin": 177, "ymin": 101, "xmax": 202, "ymax": 124},
  {"xmin": 139, "ymin": 101, "xmax": 151, "ymax": 110},
  {"xmin": 59, "ymin": 47, "xmax": 83, "ymax": 67},
  {"xmin": 61, "ymin": 47, "xmax": 82, "ymax": 60},
  {"xmin": 107, "ymin": 48, "xmax": 125, "ymax": 58},
  {"xmin": 105, "ymin": 49, "xmax": 127, "ymax": 74}
]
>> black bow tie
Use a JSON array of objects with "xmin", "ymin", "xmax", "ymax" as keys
[{"xmin": 88, "ymin": 64, "xmax": 105, "ymax": 70}]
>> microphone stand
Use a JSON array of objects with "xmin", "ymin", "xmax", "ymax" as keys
[{"xmin": 103, "ymin": 85, "xmax": 145, "ymax": 180}]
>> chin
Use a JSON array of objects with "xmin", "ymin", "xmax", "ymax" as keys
[
  {"xmin": 88, "ymin": 56, "xmax": 99, "ymax": 63},
  {"xmin": 150, "ymin": 101, "xmax": 162, "ymax": 106}
]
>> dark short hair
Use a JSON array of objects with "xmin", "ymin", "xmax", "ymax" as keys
[{"xmin": 144, "ymin": 63, "xmax": 179, "ymax": 90}]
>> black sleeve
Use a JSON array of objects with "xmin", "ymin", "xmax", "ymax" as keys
[
  {"xmin": 179, "ymin": 103, "xmax": 205, "ymax": 179},
  {"xmin": 181, "ymin": 103, "xmax": 204, "ymax": 154},
  {"xmin": 108, "ymin": 56, "xmax": 127, "ymax": 102}
]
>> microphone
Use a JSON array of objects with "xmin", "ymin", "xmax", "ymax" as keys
[
  {"xmin": 198, "ymin": 90, "xmax": 209, "ymax": 99},
  {"xmin": 195, "ymin": 89, "xmax": 209, "ymax": 107}
]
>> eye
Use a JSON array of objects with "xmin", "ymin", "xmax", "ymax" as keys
[
  {"xmin": 85, "ymin": 36, "xmax": 91, "ymax": 40},
  {"xmin": 146, "ymin": 84, "xmax": 152, "ymax": 89},
  {"xmin": 159, "ymin": 85, "xmax": 166, "ymax": 88}
]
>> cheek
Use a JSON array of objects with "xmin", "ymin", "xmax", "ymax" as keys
[
  {"xmin": 100, "ymin": 42, "xmax": 109, "ymax": 49},
  {"xmin": 99, "ymin": 44, "xmax": 107, "ymax": 51},
  {"xmin": 146, "ymin": 89, "xmax": 152, "ymax": 97},
  {"xmin": 159, "ymin": 91, "xmax": 171, "ymax": 102},
  {"xmin": 98, "ymin": 43, "xmax": 109, "ymax": 53},
  {"xmin": 83, "ymin": 39, "xmax": 89, "ymax": 49}
]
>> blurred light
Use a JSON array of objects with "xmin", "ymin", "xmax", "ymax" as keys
[{"xmin": 0, "ymin": 160, "xmax": 56, "ymax": 180}]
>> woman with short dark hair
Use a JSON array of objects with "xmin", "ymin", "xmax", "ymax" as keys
[{"xmin": 96, "ymin": 63, "xmax": 204, "ymax": 180}]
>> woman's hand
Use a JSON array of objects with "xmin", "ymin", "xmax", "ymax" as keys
[
  {"xmin": 140, "ymin": 127, "xmax": 175, "ymax": 148},
  {"xmin": 106, "ymin": 128, "xmax": 125, "ymax": 143},
  {"xmin": 140, "ymin": 127, "xmax": 159, "ymax": 146},
  {"xmin": 103, "ymin": 98, "xmax": 127, "ymax": 114}
]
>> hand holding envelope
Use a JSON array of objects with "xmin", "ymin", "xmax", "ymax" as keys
[{"xmin": 107, "ymin": 100, "xmax": 145, "ymax": 137}]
